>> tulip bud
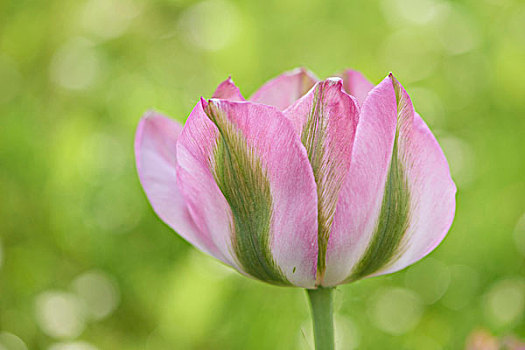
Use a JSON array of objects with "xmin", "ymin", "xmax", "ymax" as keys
[{"xmin": 135, "ymin": 68, "xmax": 456, "ymax": 289}]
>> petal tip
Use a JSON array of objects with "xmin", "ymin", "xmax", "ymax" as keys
[
  {"xmin": 200, "ymin": 96, "xmax": 208, "ymax": 109},
  {"xmin": 324, "ymin": 77, "xmax": 343, "ymax": 86}
]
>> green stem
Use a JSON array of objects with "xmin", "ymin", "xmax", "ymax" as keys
[{"xmin": 306, "ymin": 287, "xmax": 335, "ymax": 350}]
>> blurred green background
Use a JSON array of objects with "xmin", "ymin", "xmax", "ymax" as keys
[{"xmin": 1, "ymin": 0, "xmax": 524, "ymax": 348}]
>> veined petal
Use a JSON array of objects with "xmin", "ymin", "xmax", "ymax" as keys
[
  {"xmin": 212, "ymin": 77, "xmax": 245, "ymax": 101},
  {"xmin": 176, "ymin": 99, "xmax": 318, "ymax": 287},
  {"xmin": 174, "ymin": 102, "xmax": 240, "ymax": 268},
  {"xmin": 371, "ymin": 77, "xmax": 456, "ymax": 277},
  {"xmin": 284, "ymin": 78, "xmax": 359, "ymax": 284},
  {"xmin": 135, "ymin": 111, "xmax": 222, "ymax": 259},
  {"xmin": 249, "ymin": 68, "xmax": 318, "ymax": 110},
  {"xmin": 323, "ymin": 75, "xmax": 456, "ymax": 286},
  {"xmin": 340, "ymin": 69, "xmax": 375, "ymax": 106},
  {"xmin": 322, "ymin": 77, "xmax": 397, "ymax": 286}
]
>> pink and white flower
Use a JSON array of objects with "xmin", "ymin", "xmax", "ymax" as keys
[{"xmin": 135, "ymin": 68, "xmax": 456, "ymax": 289}]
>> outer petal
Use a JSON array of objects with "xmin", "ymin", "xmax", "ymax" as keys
[
  {"xmin": 322, "ymin": 77, "xmax": 397, "ymax": 286},
  {"xmin": 212, "ymin": 77, "xmax": 245, "ymax": 101},
  {"xmin": 283, "ymin": 78, "xmax": 359, "ymax": 284},
  {"xmin": 373, "ymin": 78, "xmax": 456, "ymax": 276},
  {"xmin": 134, "ymin": 111, "xmax": 221, "ymax": 259},
  {"xmin": 176, "ymin": 99, "xmax": 319, "ymax": 287},
  {"xmin": 249, "ymin": 68, "xmax": 318, "ymax": 110},
  {"xmin": 323, "ymin": 74, "xmax": 456, "ymax": 286},
  {"xmin": 340, "ymin": 69, "xmax": 375, "ymax": 106}
]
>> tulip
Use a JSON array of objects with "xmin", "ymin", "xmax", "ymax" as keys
[{"xmin": 135, "ymin": 68, "xmax": 456, "ymax": 349}]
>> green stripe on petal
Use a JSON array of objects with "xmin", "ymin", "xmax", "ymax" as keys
[
  {"xmin": 348, "ymin": 77, "xmax": 412, "ymax": 282},
  {"xmin": 205, "ymin": 102, "xmax": 290, "ymax": 285},
  {"xmin": 300, "ymin": 85, "xmax": 347, "ymax": 281}
]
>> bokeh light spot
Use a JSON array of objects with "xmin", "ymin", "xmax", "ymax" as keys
[
  {"xmin": 439, "ymin": 135, "xmax": 476, "ymax": 188},
  {"xmin": 178, "ymin": 0, "xmax": 241, "ymax": 51},
  {"xmin": 0, "ymin": 332, "xmax": 28, "ymax": 350},
  {"xmin": 441, "ymin": 265, "xmax": 480, "ymax": 310},
  {"xmin": 484, "ymin": 278, "xmax": 525, "ymax": 327},
  {"xmin": 35, "ymin": 291, "xmax": 86, "ymax": 339},
  {"xmin": 381, "ymin": 0, "xmax": 447, "ymax": 25},
  {"xmin": 404, "ymin": 258, "xmax": 451, "ymax": 304},
  {"xmin": 49, "ymin": 38, "xmax": 100, "ymax": 90},
  {"xmin": 71, "ymin": 270, "xmax": 120, "ymax": 321},
  {"xmin": 80, "ymin": 0, "xmax": 140, "ymax": 40},
  {"xmin": 435, "ymin": 6, "xmax": 480, "ymax": 55},
  {"xmin": 368, "ymin": 287, "xmax": 424, "ymax": 335},
  {"xmin": 48, "ymin": 341, "xmax": 99, "ymax": 350}
]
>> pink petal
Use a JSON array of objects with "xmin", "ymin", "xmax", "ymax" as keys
[
  {"xmin": 372, "ymin": 77, "xmax": 456, "ymax": 277},
  {"xmin": 322, "ymin": 75, "xmax": 456, "ymax": 286},
  {"xmin": 249, "ymin": 68, "xmax": 318, "ymax": 110},
  {"xmin": 212, "ymin": 77, "xmax": 245, "ymax": 101},
  {"xmin": 176, "ymin": 99, "xmax": 319, "ymax": 287},
  {"xmin": 340, "ymin": 69, "xmax": 375, "ymax": 106},
  {"xmin": 173, "ymin": 101, "xmax": 240, "ymax": 268},
  {"xmin": 322, "ymin": 77, "xmax": 398, "ymax": 286},
  {"xmin": 135, "ymin": 111, "xmax": 223, "ymax": 260},
  {"xmin": 284, "ymin": 78, "xmax": 359, "ymax": 283}
]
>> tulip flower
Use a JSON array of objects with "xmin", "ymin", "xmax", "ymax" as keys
[{"xmin": 135, "ymin": 68, "xmax": 456, "ymax": 349}]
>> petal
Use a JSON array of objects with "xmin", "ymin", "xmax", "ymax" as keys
[
  {"xmin": 135, "ymin": 111, "xmax": 221, "ymax": 259},
  {"xmin": 372, "ymin": 77, "xmax": 456, "ymax": 276},
  {"xmin": 322, "ymin": 77, "xmax": 397, "ymax": 286},
  {"xmin": 249, "ymin": 68, "xmax": 318, "ymax": 110},
  {"xmin": 283, "ymin": 78, "xmax": 359, "ymax": 284},
  {"xmin": 176, "ymin": 99, "xmax": 319, "ymax": 287},
  {"xmin": 173, "ymin": 102, "xmax": 239, "ymax": 268},
  {"xmin": 212, "ymin": 77, "xmax": 245, "ymax": 101},
  {"xmin": 340, "ymin": 69, "xmax": 375, "ymax": 106},
  {"xmin": 323, "ymin": 75, "xmax": 456, "ymax": 286}
]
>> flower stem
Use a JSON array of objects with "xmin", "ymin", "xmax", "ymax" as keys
[{"xmin": 306, "ymin": 287, "xmax": 335, "ymax": 350}]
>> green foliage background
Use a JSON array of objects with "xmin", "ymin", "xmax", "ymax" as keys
[{"xmin": 1, "ymin": 0, "xmax": 524, "ymax": 348}]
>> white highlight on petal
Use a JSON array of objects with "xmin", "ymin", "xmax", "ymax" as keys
[
  {"xmin": 484, "ymin": 278, "xmax": 525, "ymax": 327},
  {"xmin": 80, "ymin": 0, "xmax": 140, "ymax": 40},
  {"xmin": 49, "ymin": 38, "xmax": 100, "ymax": 90},
  {"xmin": 514, "ymin": 212, "xmax": 525, "ymax": 257},
  {"xmin": 0, "ymin": 332, "xmax": 28, "ymax": 350},
  {"xmin": 35, "ymin": 291, "xmax": 86, "ymax": 339},
  {"xmin": 71, "ymin": 270, "xmax": 120, "ymax": 321},
  {"xmin": 368, "ymin": 287, "xmax": 423, "ymax": 335},
  {"xmin": 48, "ymin": 341, "xmax": 99, "ymax": 350},
  {"xmin": 404, "ymin": 258, "xmax": 451, "ymax": 304},
  {"xmin": 178, "ymin": 0, "xmax": 240, "ymax": 51}
]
